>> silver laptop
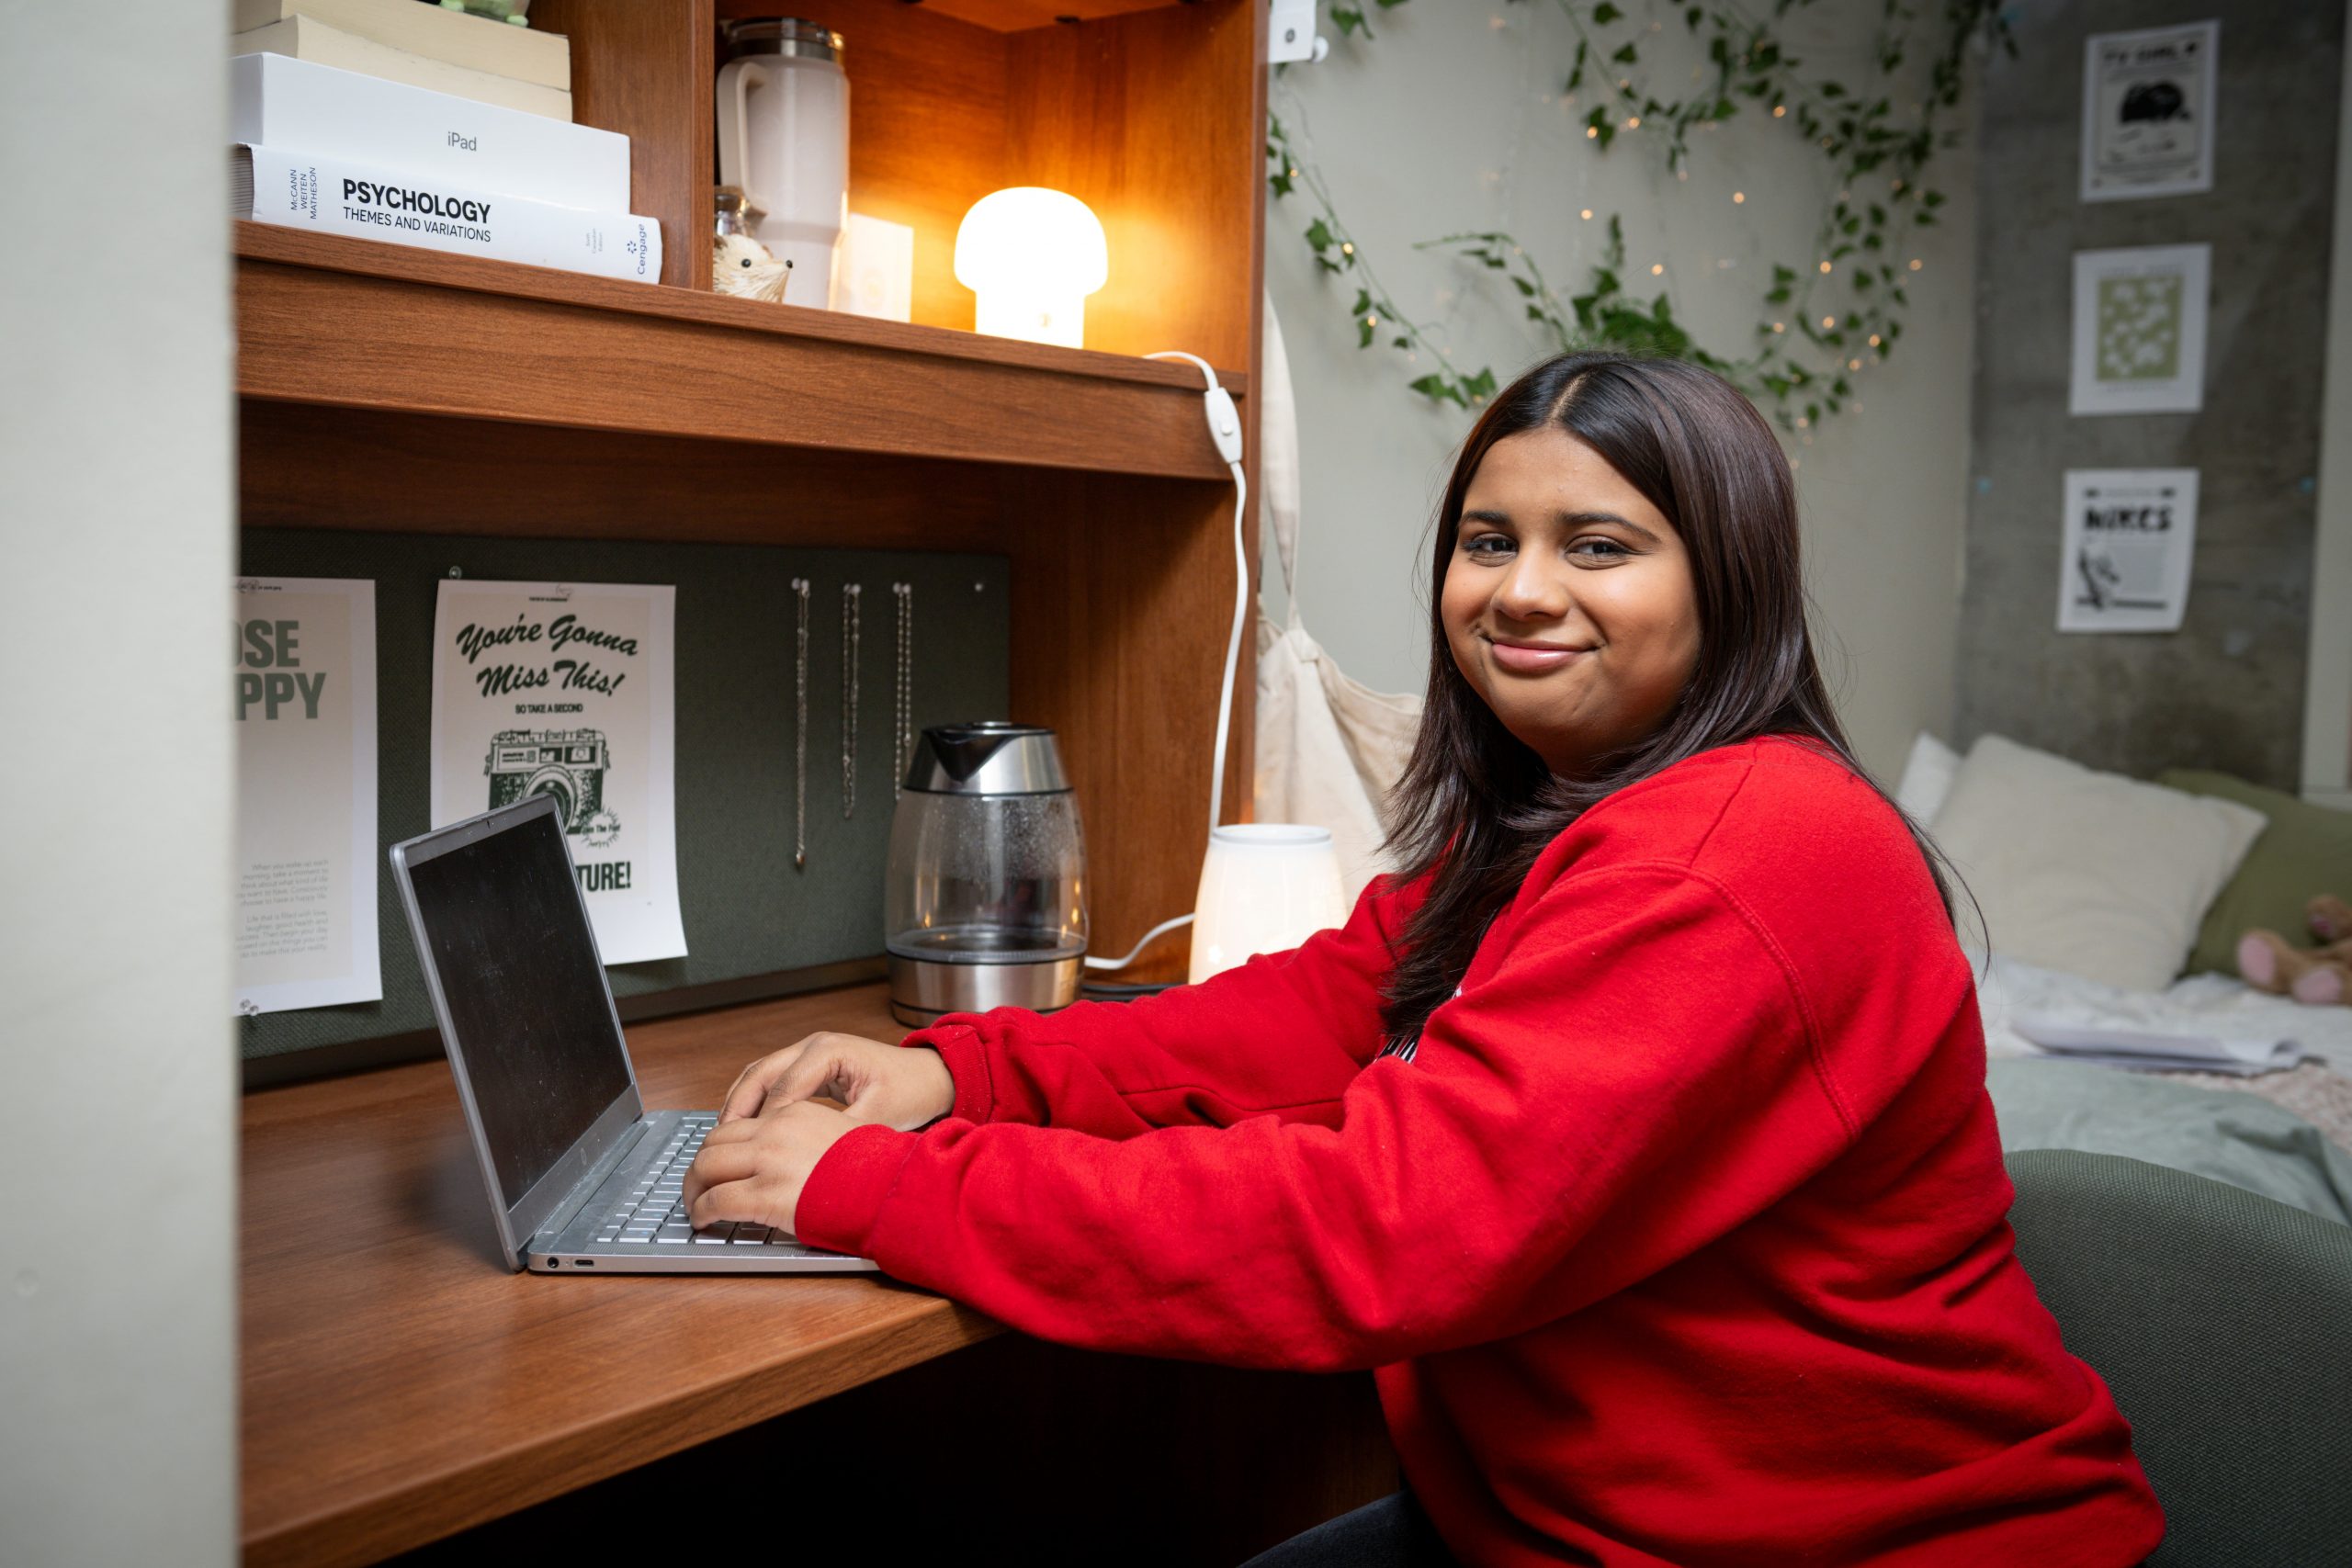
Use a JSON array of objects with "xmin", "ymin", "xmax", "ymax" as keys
[{"xmin": 390, "ymin": 795, "xmax": 878, "ymax": 1274}]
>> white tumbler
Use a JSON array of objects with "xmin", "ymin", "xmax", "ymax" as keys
[
  {"xmin": 1188, "ymin": 825, "xmax": 1350, "ymax": 985},
  {"xmin": 717, "ymin": 18, "xmax": 848, "ymax": 310}
]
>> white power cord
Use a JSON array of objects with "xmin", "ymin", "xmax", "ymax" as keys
[{"xmin": 1080, "ymin": 348, "xmax": 1249, "ymax": 974}]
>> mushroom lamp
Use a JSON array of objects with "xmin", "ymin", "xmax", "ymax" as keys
[{"xmin": 954, "ymin": 186, "xmax": 1109, "ymax": 349}]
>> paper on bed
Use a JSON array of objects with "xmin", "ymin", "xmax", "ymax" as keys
[
  {"xmin": 1973, "ymin": 952, "xmax": 2315, "ymax": 1077},
  {"xmin": 2011, "ymin": 1014, "xmax": 2306, "ymax": 1077}
]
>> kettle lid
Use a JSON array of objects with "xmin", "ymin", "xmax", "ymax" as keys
[{"xmin": 905, "ymin": 722, "xmax": 1070, "ymax": 795}]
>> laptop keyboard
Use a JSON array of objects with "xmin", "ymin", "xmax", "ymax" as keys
[{"xmin": 594, "ymin": 1114, "xmax": 793, "ymax": 1247}]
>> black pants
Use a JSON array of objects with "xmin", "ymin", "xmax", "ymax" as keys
[{"xmin": 1242, "ymin": 1493, "xmax": 1460, "ymax": 1568}]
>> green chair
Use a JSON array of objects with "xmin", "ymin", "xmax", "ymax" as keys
[{"xmin": 2006, "ymin": 1149, "xmax": 2352, "ymax": 1567}]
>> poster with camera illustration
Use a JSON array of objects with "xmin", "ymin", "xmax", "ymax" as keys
[
  {"xmin": 429, "ymin": 579, "xmax": 686, "ymax": 964},
  {"xmin": 2081, "ymin": 21, "xmax": 2217, "ymax": 203},
  {"xmin": 235, "ymin": 576, "xmax": 380, "ymax": 1014},
  {"xmin": 2056, "ymin": 468, "xmax": 2199, "ymax": 635}
]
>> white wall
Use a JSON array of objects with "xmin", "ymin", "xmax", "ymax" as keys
[
  {"xmin": 0, "ymin": 4, "xmax": 238, "ymax": 1564},
  {"xmin": 1263, "ymin": 0, "xmax": 1979, "ymax": 778}
]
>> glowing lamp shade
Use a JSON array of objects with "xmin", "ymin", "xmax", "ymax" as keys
[
  {"xmin": 1188, "ymin": 825, "xmax": 1349, "ymax": 986},
  {"xmin": 953, "ymin": 186, "xmax": 1109, "ymax": 349}
]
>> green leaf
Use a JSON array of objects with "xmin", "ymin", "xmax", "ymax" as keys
[
  {"xmin": 1568, "ymin": 39, "xmax": 1588, "ymax": 90},
  {"xmin": 1687, "ymin": 6, "xmax": 1702, "ymax": 29},
  {"xmin": 1463, "ymin": 367, "xmax": 1499, "ymax": 401},
  {"xmin": 1593, "ymin": 1, "xmax": 1623, "ymax": 23},
  {"xmin": 1612, "ymin": 42, "xmax": 1639, "ymax": 64},
  {"xmin": 1511, "ymin": 276, "xmax": 1537, "ymax": 296},
  {"xmin": 1408, "ymin": 373, "xmax": 1464, "ymax": 407},
  {"xmin": 1330, "ymin": 5, "xmax": 1370, "ymax": 39},
  {"xmin": 1306, "ymin": 218, "xmax": 1336, "ymax": 253}
]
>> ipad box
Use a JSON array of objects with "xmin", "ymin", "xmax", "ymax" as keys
[{"xmin": 229, "ymin": 51, "xmax": 628, "ymax": 213}]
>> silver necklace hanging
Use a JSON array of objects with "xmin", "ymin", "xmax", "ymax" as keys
[
  {"xmin": 790, "ymin": 576, "xmax": 809, "ymax": 869},
  {"xmin": 891, "ymin": 581, "xmax": 913, "ymax": 799},
  {"xmin": 841, "ymin": 582, "xmax": 861, "ymax": 818}
]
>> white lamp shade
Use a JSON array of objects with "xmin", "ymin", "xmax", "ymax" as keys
[
  {"xmin": 953, "ymin": 186, "xmax": 1109, "ymax": 349},
  {"xmin": 1188, "ymin": 825, "xmax": 1349, "ymax": 986}
]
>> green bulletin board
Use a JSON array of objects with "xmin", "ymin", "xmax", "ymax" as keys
[{"xmin": 237, "ymin": 528, "xmax": 1010, "ymax": 1075}]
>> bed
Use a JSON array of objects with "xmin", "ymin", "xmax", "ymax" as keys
[{"xmin": 1902, "ymin": 731, "xmax": 2352, "ymax": 1226}]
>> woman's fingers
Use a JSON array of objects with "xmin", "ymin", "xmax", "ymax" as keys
[
  {"xmin": 718, "ymin": 1040, "xmax": 815, "ymax": 1122},
  {"xmin": 764, "ymin": 1036, "xmax": 855, "ymax": 1110},
  {"xmin": 680, "ymin": 1127, "xmax": 758, "ymax": 1210}
]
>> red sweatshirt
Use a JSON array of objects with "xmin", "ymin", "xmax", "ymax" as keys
[{"xmin": 797, "ymin": 738, "xmax": 2165, "ymax": 1565}]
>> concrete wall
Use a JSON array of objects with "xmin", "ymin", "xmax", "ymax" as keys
[
  {"xmin": 0, "ymin": 4, "xmax": 238, "ymax": 1564},
  {"xmin": 1262, "ymin": 0, "xmax": 1981, "ymax": 778},
  {"xmin": 1957, "ymin": 0, "xmax": 2342, "ymax": 789},
  {"xmin": 2303, "ymin": 2, "xmax": 2352, "ymax": 805}
]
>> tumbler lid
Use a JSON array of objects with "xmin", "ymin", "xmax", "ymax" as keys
[
  {"xmin": 719, "ymin": 17, "xmax": 843, "ymax": 63},
  {"xmin": 904, "ymin": 722, "xmax": 1070, "ymax": 795}
]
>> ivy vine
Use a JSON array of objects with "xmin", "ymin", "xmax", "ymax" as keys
[{"xmin": 1270, "ymin": 0, "xmax": 2016, "ymax": 431}]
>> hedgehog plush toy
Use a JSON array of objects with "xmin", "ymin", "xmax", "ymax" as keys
[
  {"xmin": 714, "ymin": 232, "xmax": 794, "ymax": 305},
  {"xmin": 2237, "ymin": 894, "xmax": 2352, "ymax": 1005}
]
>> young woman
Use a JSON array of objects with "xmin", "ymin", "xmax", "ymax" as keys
[{"xmin": 684, "ymin": 352, "xmax": 2165, "ymax": 1566}]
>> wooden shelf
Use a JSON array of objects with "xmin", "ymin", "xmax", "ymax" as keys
[{"xmin": 235, "ymin": 222, "xmax": 1245, "ymax": 479}]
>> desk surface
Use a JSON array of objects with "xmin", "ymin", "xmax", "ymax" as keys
[{"xmin": 242, "ymin": 983, "xmax": 999, "ymax": 1568}]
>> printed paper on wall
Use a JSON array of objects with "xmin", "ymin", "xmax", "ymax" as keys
[
  {"xmin": 235, "ymin": 576, "xmax": 380, "ymax": 1014},
  {"xmin": 2069, "ymin": 244, "xmax": 2210, "ymax": 417},
  {"xmin": 2056, "ymin": 468, "xmax": 2200, "ymax": 634},
  {"xmin": 429, "ymin": 580, "xmax": 686, "ymax": 964},
  {"xmin": 2081, "ymin": 21, "xmax": 2218, "ymax": 203}
]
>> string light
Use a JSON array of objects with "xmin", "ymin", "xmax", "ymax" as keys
[
  {"xmin": 1795, "ymin": 415, "xmax": 1810, "ymax": 428},
  {"xmin": 1625, "ymin": 116, "xmax": 1642, "ymax": 129},
  {"xmin": 1581, "ymin": 208, "xmax": 1594, "ymax": 220},
  {"xmin": 1772, "ymin": 104, "xmax": 1786, "ymax": 117},
  {"xmin": 1848, "ymin": 357, "xmax": 1862, "ymax": 370},
  {"xmin": 1733, "ymin": 191, "xmax": 1746, "ymax": 203},
  {"xmin": 1340, "ymin": 242, "xmax": 1354, "ymax": 255},
  {"xmin": 1587, "ymin": 126, "xmax": 1600, "ymax": 139},
  {"xmin": 1651, "ymin": 264, "xmax": 1665, "ymax": 275},
  {"xmin": 1771, "ymin": 321, "xmax": 1785, "ymax": 333},
  {"xmin": 1908, "ymin": 258, "xmax": 1924, "ymax": 270},
  {"xmin": 1821, "ymin": 315, "xmax": 1837, "ymax": 328},
  {"xmin": 1868, "ymin": 333, "xmax": 1883, "ymax": 346},
  {"xmin": 1818, "ymin": 261, "xmax": 1833, "ymax": 274}
]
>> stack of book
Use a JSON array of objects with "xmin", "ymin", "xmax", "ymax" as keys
[
  {"xmin": 233, "ymin": 0, "xmax": 572, "ymax": 121},
  {"xmin": 230, "ymin": 7, "xmax": 662, "ymax": 284}
]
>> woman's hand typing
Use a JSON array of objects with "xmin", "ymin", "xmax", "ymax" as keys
[
  {"xmin": 685, "ymin": 1032, "xmax": 955, "ymax": 1239},
  {"xmin": 715, "ymin": 1032, "xmax": 955, "ymax": 1129}
]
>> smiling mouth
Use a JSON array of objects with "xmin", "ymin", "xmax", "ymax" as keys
[{"xmin": 1482, "ymin": 633, "xmax": 1594, "ymax": 673}]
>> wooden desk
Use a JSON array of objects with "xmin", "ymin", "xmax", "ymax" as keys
[{"xmin": 243, "ymin": 984, "xmax": 1396, "ymax": 1566}]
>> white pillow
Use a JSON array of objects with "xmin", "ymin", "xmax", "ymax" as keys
[
  {"xmin": 1893, "ymin": 730, "xmax": 1961, "ymax": 822},
  {"xmin": 1930, "ymin": 735, "xmax": 2267, "ymax": 993}
]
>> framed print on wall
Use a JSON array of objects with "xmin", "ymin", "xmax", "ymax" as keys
[
  {"xmin": 2056, "ymin": 468, "xmax": 2200, "ymax": 634},
  {"xmin": 2069, "ymin": 243, "xmax": 2211, "ymax": 416},
  {"xmin": 2081, "ymin": 20, "xmax": 2218, "ymax": 203}
]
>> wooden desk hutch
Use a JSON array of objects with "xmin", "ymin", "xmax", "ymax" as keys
[{"xmin": 236, "ymin": 2, "xmax": 1400, "ymax": 1561}]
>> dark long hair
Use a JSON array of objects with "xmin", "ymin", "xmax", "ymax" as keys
[{"xmin": 1379, "ymin": 351, "xmax": 1954, "ymax": 1044}]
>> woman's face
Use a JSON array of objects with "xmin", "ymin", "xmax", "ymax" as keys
[{"xmin": 1442, "ymin": 426, "xmax": 1701, "ymax": 777}]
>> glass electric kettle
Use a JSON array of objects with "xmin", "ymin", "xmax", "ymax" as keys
[{"xmin": 884, "ymin": 722, "xmax": 1087, "ymax": 1026}]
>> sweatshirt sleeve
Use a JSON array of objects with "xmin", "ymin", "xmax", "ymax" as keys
[
  {"xmin": 797, "ymin": 863, "xmax": 1860, "ymax": 1371},
  {"xmin": 899, "ymin": 874, "xmax": 1418, "ymax": 1139}
]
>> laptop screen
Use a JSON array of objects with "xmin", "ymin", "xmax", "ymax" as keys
[{"xmin": 404, "ymin": 807, "xmax": 633, "ymax": 1208}]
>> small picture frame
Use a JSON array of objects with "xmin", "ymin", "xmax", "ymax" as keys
[
  {"xmin": 2081, "ymin": 20, "xmax": 2219, "ymax": 204},
  {"xmin": 2069, "ymin": 243, "xmax": 2210, "ymax": 417},
  {"xmin": 2056, "ymin": 468, "xmax": 2200, "ymax": 635}
]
